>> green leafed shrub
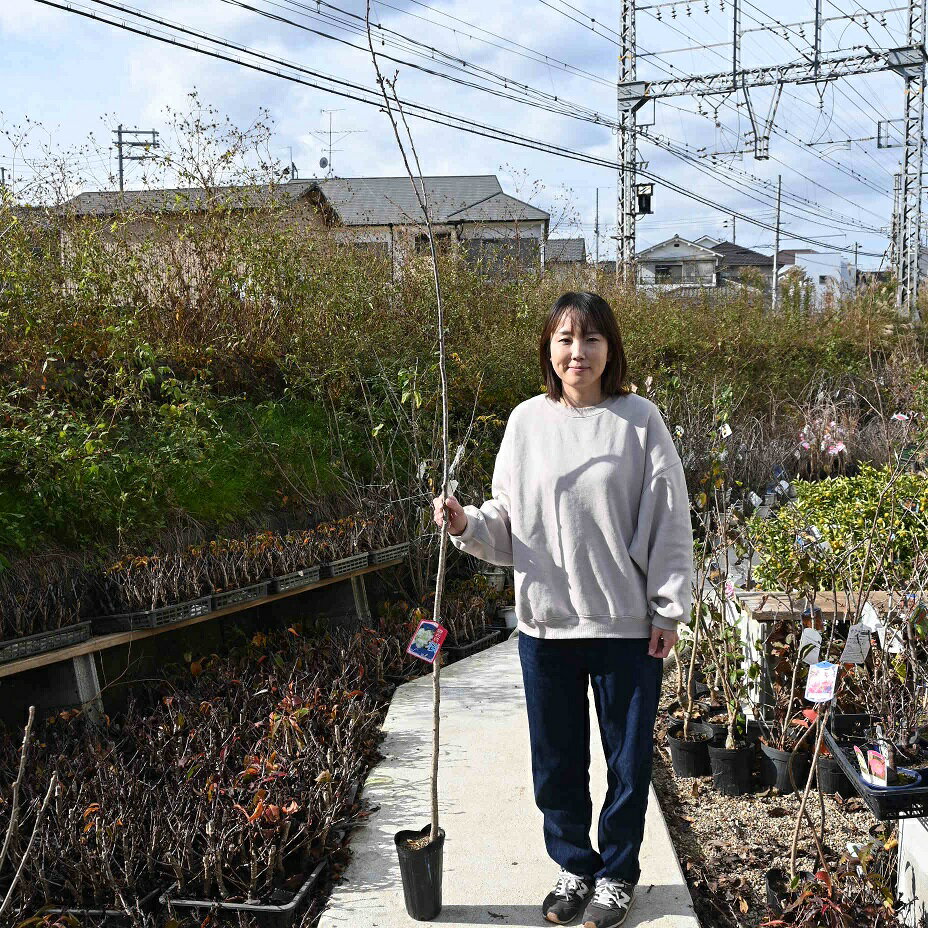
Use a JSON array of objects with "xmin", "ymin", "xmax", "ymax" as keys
[{"xmin": 748, "ymin": 463, "xmax": 928, "ymax": 590}]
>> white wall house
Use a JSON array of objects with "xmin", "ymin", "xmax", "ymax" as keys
[
  {"xmin": 778, "ymin": 249, "xmax": 856, "ymax": 306},
  {"xmin": 635, "ymin": 236, "xmax": 720, "ymax": 289}
]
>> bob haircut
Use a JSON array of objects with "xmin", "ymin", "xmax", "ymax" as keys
[{"xmin": 539, "ymin": 291, "xmax": 630, "ymax": 402}]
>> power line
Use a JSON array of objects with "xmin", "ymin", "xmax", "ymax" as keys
[{"xmin": 34, "ymin": 0, "xmax": 887, "ymax": 257}]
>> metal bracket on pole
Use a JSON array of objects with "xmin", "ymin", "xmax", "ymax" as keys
[{"xmin": 741, "ymin": 82, "xmax": 783, "ymax": 160}]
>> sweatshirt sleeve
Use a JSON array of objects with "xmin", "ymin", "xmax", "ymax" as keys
[
  {"xmin": 628, "ymin": 410, "xmax": 694, "ymax": 631},
  {"xmin": 447, "ymin": 416, "xmax": 514, "ymax": 567}
]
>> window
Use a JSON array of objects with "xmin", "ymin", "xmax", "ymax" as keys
[
  {"xmin": 654, "ymin": 263, "xmax": 683, "ymax": 282},
  {"xmin": 819, "ymin": 275, "xmax": 829, "ymax": 285}
]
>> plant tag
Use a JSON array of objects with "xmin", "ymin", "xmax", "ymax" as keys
[
  {"xmin": 867, "ymin": 749, "xmax": 888, "ymax": 786},
  {"xmin": 877, "ymin": 624, "xmax": 905, "ymax": 654},
  {"xmin": 853, "ymin": 745, "xmax": 869, "ymax": 776},
  {"xmin": 799, "ymin": 626, "xmax": 822, "ymax": 665},
  {"xmin": 839, "ymin": 624, "xmax": 871, "ymax": 664},
  {"xmin": 719, "ymin": 422, "xmax": 732, "ymax": 438},
  {"xmin": 447, "ymin": 479, "xmax": 459, "ymax": 496},
  {"xmin": 805, "ymin": 661, "xmax": 838, "ymax": 703},
  {"xmin": 406, "ymin": 619, "xmax": 448, "ymax": 664},
  {"xmin": 748, "ymin": 491, "xmax": 763, "ymax": 508},
  {"xmin": 860, "ymin": 602, "xmax": 882, "ymax": 632}
]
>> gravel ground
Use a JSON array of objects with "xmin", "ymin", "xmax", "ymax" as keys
[{"xmin": 651, "ymin": 662, "xmax": 890, "ymax": 928}]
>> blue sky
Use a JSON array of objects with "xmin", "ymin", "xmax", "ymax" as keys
[{"xmin": 2, "ymin": 0, "xmax": 912, "ymax": 268}]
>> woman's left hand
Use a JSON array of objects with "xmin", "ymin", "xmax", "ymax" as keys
[{"xmin": 648, "ymin": 625, "xmax": 678, "ymax": 659}]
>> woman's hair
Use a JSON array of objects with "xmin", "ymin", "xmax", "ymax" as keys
[{"xmin": 539, "ymin": 291, "xmax": 630, "ymax": 401}]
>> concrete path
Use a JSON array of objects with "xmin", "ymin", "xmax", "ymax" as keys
[{"xmin": 317, "ymin": 635, "xmax": 699, "ymax": 928}]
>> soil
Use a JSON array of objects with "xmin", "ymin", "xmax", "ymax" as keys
[{"xmin": 653, "ymin": 665, "xmax": 881, "ymax": 928}]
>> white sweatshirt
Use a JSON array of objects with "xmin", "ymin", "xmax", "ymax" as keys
[{"xmin": 449, "ymin": 391, "xmax": 694, "ymax": 639}]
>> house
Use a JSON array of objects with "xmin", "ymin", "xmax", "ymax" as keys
[
  {"xmin": 778, "ymin": 249, "xmax": 856, "ymax": 306},
  {"xmin": 59, "ymin": 175, "xmax": 550, "ymax": 274},
  {"xmin": 545, "ymin": 237, "xmax": 587, "ymax": 266},
  {"xmin": 634, "ymin": 235, "xmax": 785, "ymax": 291},
  {"xmin": 634, "ymin": 236, "xmax": 720, "ymax": 288}
]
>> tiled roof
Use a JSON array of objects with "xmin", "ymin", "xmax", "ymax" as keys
[
  {"xmin": 546, "ymin": 237, "xmax": 586, "ymax": 262},
  {"xmin": 712, "ymin": 240, "xmax": 785, "ymax": 268},
  {"xmin": 59, "ymin": 176, "xmax": 549, "ymax": 226}
]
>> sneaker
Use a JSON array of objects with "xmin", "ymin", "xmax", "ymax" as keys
[
  {"xmin": 542, "ymin": 868, "xmax": 595, "ymax": 924},
  {"xmin": 581, "ymin": 877, "xmax": 635, "ymax": 928}
]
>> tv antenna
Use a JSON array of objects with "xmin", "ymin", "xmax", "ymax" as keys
[{"xmin": 308, "ymin": 109, "xmax": 365, "ymax": 177}]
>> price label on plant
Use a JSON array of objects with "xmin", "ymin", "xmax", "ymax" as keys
[
  {"xmin": 805, "ymin": 660, "xmax": 839, "ymax": 703},
  {"xmin": 799, "ymin": 626, "xmax": 822, "ymax": 665},
  {"xmin": 839, "ymin": 624, "xmax": 871, "ymax": 664},
  {"xmin": 406, "ymin": 619, "xmax": 449, "ymax": 664}
]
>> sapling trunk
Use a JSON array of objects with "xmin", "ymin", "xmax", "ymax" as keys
[{"xmin": 366, "ymin": 1, "xmax": 449, "ymax": 846}]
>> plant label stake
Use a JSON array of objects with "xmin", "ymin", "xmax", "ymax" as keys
[
  {"xmin": 798, "ymin": 627, "xmax": 822, "ymax": 665},
  {"xmin": 804, "ymin": 661, "xmax": 838, "ymax": 703},
  {"xmin": 406, "ymin": 620, "xmax": 448, "ymax": 665},
  {"xmin": 839, "ymin": 624, "xmax": 871, "ymax": 664},
  {"xmin": 876, "ymin": 624, "xmax": 905, "ymax": 654},
  {"xmin": 860, "ymin": 601, "xmax": 882, "ymax": 632}
]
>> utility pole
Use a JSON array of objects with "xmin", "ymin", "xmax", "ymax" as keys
[
  {"xmin": 595, "ymin": 188, "xmax": 600, "ymax": 266},
  {"xmin": 772, "ymin": 174, "xmax": 782, "ymax": 312},
  {"xmin": 894, "ymin": 0, "xmax": 926, "ymax": 320},
  {"xmin": 113, "ymin": 124, "xmax": 160, "ymax": 192},
  {"xmin": 731, "ymin": 213, "xmax": 736, "ymax": 244},
  {"xmin": 0, "ymin": 166, "xmax": 8, "ymax": 191},
  {"xmin": 854, "ymin": 241, "xmax": 859, "ymax": 289},
  {"xmin": 617, "ymin": 0, "xmax": 926, "ymax": 318},
  {"xmin": 617, "ymin": 0, "xmax": 637, "ymax": 285}
]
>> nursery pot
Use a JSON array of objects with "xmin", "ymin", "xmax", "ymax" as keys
[
  {"xmin": 708, "ymin": 741, "xmax": 754, "ymax": 796},
  {"xmin": 816, "ymin": 753, "xmax": 854, "ymax": 798},
  {"xmin": 666, "ymin": 722, "xmax": 714, "ymax": 777},
  {"xmin": 765, "ymin": 867, "xmax": 815, "ymax": 916},
  {"xmin": 760, "ymin": 743, "xmax": 811, "ymax": 794},
  {"xmin": 395, "ymin": 824, "xmax": 445, "ymax": 921}
]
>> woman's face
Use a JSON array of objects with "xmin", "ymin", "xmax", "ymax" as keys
[{"xmin": 549, "ymin": 310, "xmax": 611, "ymax": 387}]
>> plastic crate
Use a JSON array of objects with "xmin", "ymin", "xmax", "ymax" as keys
[
  {"xmin": 272, "ymin": 565, "xmax": 322, "ymax": 594},
  {"xmin": 0, "ymin": 621, "xmax": 92, "ymax": 665},
  {"xmin": 42, "ymin": 884, "xmax": 163, "ymax": 926},
  {"xmin": 92, "ymin": 597, "xmax": 213, "ymax": 634},
  {"xmin": 160, "ymin": 858, "xmax": 328, "ymax": 928},
  {"xmin": 442, "ymin": 628, "xmax": 504, "ymax": 664},
  {"xmin": 324, "ymin": 552, "xmax": 370, "ymax": 578},
  {"xmin": 212, "ymin": 581, "xmax": 270, "ymax": 611},
  {"xmin": 370, "ymin": 541, "xmax": 411, "ymax": 565},
  {"xmin": 823, "ymin": 729, "xmax": 928, "ymax": 820}
]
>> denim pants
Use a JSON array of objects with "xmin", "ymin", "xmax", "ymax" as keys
[{"xmin": 517, "ymin": 633, "xmax": 662, "ymax": 885}]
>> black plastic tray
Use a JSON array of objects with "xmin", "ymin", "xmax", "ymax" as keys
[
  {"xmin": 92, "ymin": 597, "xmax": 213, "ymax": 634},
  {"xmin": 324, "ymin": 552, "xmax": 370, "ymax": 578},
  {"xmin": 212, "ymin": 581, "xmax": 270, "ymax": 611},
  {"xmin": 0, "ymin": 621, "xmax": 92, "ymax": 664},
  {"xmin": 272, "ymin": 565, "xmax": 322, "ymax": 594},
  {"xmin": 370, "ymin": 542, "xmax": 410, "ymax": 565},
  {"xmin": 38, "ymin": 883, "xmax": 163, "ymax": 926},
  {"xmin": 160, "ymin": 858, "xmax": 328, "ymax": 928},
  {"xmin": 443, "ymin": 628, "xmax": 506, "ymax": 663},
  {"xmin": 823, "ymin": 729, "xmax": 928, "ymax": 820}
]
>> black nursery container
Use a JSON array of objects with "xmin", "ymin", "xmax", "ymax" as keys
[
  {"xmin": 816, "ymin": 754, "xmax": 854, "ymax": 798},
  {"xmin": 761, "ymin": 744, "xmax": 811, "ymax": 794},
  {"xmin": 666, "ymin": 722, "xmax": 714, "ymax": 777},
  {"xmin": 395, "ymin": 824, "xmax": 445, "ymax": 921},
  {"xmin": 708, "ymin": 742, "xmax": 755, "ymax": 796}
]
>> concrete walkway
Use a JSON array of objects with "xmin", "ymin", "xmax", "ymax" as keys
[{"xmin": 317, "ymin": 635, "xmax": 699, "ymax": 928}]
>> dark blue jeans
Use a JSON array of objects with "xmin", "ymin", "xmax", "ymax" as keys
[{"xmin": 517, "ymin": 634, "xmax": 662, "ymax": 885}]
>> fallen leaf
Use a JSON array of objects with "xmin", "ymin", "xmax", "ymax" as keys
[{"xmin": 768, "ymin": 807, "xmax": 790, "ymax": 818}]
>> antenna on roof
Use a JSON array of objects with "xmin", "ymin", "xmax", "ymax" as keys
[{"xmin": 308, "ymin": 109, "xmax": 365, "ymax": 177}]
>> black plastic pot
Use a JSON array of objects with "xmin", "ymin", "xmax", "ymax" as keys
[
  {"xmin": 765, "ymin": 867, "xmax": 815, "ymax": 916},
  {"xmin": 708, "ymin": 741, "xmax": 755, "ymax": 796},
  {"xmin": 761, "ymin": 743, "xmax": 812, "ymax": 794},
  {"xmin": 816, "ymin": 753, "xmax": 854, "ymax": 798},
  {"xmin": 666, "ymin": 722, "xmax": 714, "ymax": 777},
  {"xmin": 395, "ymin": 824, "xmax": 445, "ymax": 921}
]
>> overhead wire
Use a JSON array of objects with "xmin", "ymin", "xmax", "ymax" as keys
[{"xmin": 33, "ymin": 0, "xmax": 886, "ymax": 257}]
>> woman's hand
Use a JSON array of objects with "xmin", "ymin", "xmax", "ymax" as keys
[
  {"xmin": 433, "ymin": 494, "xmax": 469, "ymax": 537},
  {"xmin": 648, "ymin": 625, "xmax": 678, "ymax": 659}
]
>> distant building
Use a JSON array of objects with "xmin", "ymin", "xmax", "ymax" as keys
[
  {"xmin": 778, "ymin": 249, "xmax": 856, "ymax": 306},
  {"xmin": 60, "ymin": 175, "xmax": 550, "ymax": 276}
]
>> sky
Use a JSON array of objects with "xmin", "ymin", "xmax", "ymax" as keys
[{"xmin": 1, "ymin": 0, "xmax": 914, "ymax": 269}]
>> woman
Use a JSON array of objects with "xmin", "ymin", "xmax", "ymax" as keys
[{"xmin": 432, "ymin": 292, "xmax": 693, "ymax": 928}]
